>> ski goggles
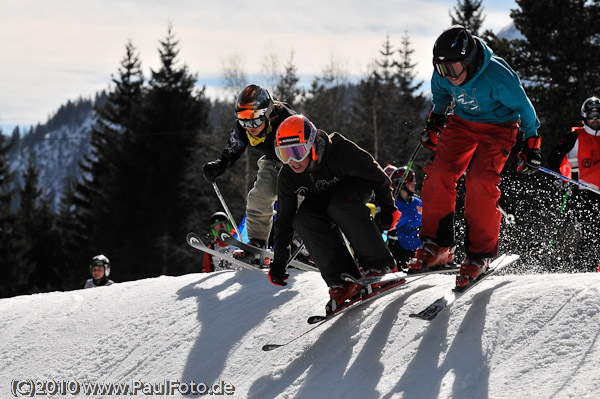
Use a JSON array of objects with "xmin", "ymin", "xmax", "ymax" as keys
[
  {"xmin": 210, "ymin": 221, "xmax": 230, "ymax": 237},
  {"xmin": 275, "ymin": 142, "xmax": 312, "ymax": 164},
  {"xmin": 585, "ymin": 111, "xmax": 600, "ymax": 121},
  {"xmin": 391, "ymin": 170, "xmax": 414, "ymax": 184},
  {"xmin": 434, "ymin": 61, "xmax": 467, "ymax": 79},
  {"xmin": 238, "ymin": 117, "xmax": 265, "ymax": 129},
  {"xmin": 399, "ymin": 173, "xmax": 415, "ymax": 183}
]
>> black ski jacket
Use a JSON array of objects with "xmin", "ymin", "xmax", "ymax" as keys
[
  {"xmin": 219, "ymin": 102, "xmax": 296, "ymax": 166},
  {"xmin": 273, "ymin": 130, "xmax": 395, "ymax": 264}
]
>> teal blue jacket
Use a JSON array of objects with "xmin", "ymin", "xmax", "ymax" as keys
[{"xmin": 431, "ymin": 37, "xmax": 540, "ymax": 139}]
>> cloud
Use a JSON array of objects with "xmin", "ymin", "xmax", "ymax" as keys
[{"xmin": 0, "ymin": 0, "xmax": 515, "ymax": 129}]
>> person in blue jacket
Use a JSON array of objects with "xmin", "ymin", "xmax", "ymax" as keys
[
  {"xmin": 408, "ymin": 25, "xmax": 541, "ymax": 289},
  {"xmin": 384, "ymin": 165, "xmax": 422, "ymax": 268}
]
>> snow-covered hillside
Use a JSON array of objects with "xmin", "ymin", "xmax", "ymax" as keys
[{"xmin": 2, "ymin": 265, "xmax": 599, "ymax": 398}]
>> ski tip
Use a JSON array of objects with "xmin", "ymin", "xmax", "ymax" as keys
[
  {"xmin": 409, "ymin": 312, "xmax": 435, "ymax": 321},
  {"xmin": 186, "ymin": 232, "xmax": 199, "ymax": 244},
  {"xmin": 262, "ymin": 344, "xmax": 283, "ymax": 351},
  {"xmin": 307, "ymin": 315, "xmax": 328, "ymax": 324}
]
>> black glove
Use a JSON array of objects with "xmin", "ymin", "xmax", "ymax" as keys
[
  {"xmin": 421, "ymin": 111, "xmax": 446, "ymax": 151},
  {"xmin": 378, "ymin": 208, "xmax": 402, "ymax": 232},
  {"xmin": 517, "ymin": 136, "xmax": 542, "ymax": 175},
  {"xmin": 268, "ymin": 261, "xmax": 289, "ymax": 286},
  {"xmin": 202, "ymin": 158, "xmax": 227, "ymax": 182}
]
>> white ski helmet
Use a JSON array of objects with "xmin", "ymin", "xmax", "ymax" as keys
[{"xmin": 90, "ymin": 254, "xmax": 110, "ymax": 277}]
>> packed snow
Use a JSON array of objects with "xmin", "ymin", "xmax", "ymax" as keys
[{"xmin": 1, "ymin": 264, "xmax": 600, "ymax": 398}]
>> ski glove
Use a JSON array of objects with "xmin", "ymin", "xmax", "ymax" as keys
[
  {"xmin": 378, "ymin": 208, "xmax": 402, "ymax": 232},
  {"xmin": 268, "ymin": 262, "xmax": 289, "ymax": 287},
  {"xmin": 517, "ymin": 136, "xmax": 542, "ymax": 175},
  {"xmin": 421, "ymin": 111, "xmax": 446, "ymax": 151},
  {"xmin": 202, "ymin": 158, "xmax": 227, "ymax": 182}
]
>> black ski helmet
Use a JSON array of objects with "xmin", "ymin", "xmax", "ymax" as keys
[
  {"xmin": 433, "ymin": 25, "xmax": 477, "ymax": 79},
  {"xmin": 210, "ymin": 211, "xmax": 229, "ymax": 226},
  {"xmin": 383, "ymin": 164, "xmax": 398, "ymax": 178},
  {"xmin": 391, "ymin": 166, "xmax": 416, "ymax": 191},
  {"xmin": 581, "ymin": 96, "xmax": 600, "ymax": 125},
  {"xmin": 235, "ymin": 84, "xmax": 274, "ymax": 121},
  {"xmin": 209, "ymin": 211, "xmax": 231, "ymax": 237},
  {"xmin": 90, "ymin": 254, "xmax": 110, "ymax": 277}
]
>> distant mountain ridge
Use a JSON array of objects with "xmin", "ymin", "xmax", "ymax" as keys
[{"xmin": 8, "ymin": 95, "xmax": 102, "ymax": 210}]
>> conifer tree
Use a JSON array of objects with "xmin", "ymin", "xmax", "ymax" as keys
[
  {"xmin": 393, "ymin": 32, "xmax": 427, "ymax": 167},
  {"xmin": 450, "ymin": 0, "xmax": 486, "ymax": 35},
  {"xmin": 351, "ymin": 34, "xmax": 426, "ymax": 165},
  {"xmin": 67, "ymin": 40, "xmax": 145, "ymax": 281},
  {"xmin": 302, "ymin": 57, "xmax": 353, "ymax": 138},
  {"xmin": 275, "ymin": 51, "xmax": 303, "ymax": 108},
  {"xmin": 0, "ymin": 133, "xmax": 19, "ymax": 297},
  {"xmin": 487, "ymin": 0, "xmax": 600, "ymax": 160},
  {"xmin": 16, "ymin": 155, "xmax": 65, "ymax": 293},
  {"xmin": 134, "ymin": 23, "xmax": 210, "ymax": 276}
]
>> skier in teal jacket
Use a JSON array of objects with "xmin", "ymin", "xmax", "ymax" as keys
[{"xmin": 408, "ymin": 25, "xmax": 541, "ymax": 289}]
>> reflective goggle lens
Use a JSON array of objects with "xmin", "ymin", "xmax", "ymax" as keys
[
  {"xmin": 239, "ymin": 117, "xmax": 264, "ymax": 129},
  {"xmin": 276, "ymin": 143, "xmax": 311, "ymax": 164},
  {"xmin": 211, "ymin": 221, "xmax": 229, "ymax": 237},
  {"xmin": 434, "ymin": 61, "xmax": 465, "ymax": 79}
]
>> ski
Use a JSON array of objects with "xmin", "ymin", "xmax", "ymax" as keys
[
  {"xmin": 262, "ymin": 274, "xmax": 430, "ymax": 351},
  {"xmin": 409, "ymin": 253, "xmax": 520, "ymax": 321},
  {"xmin": 186, "ymin": 232, "xmax": 263, "ymax": 271},
  {"xmin": 217, "ymin": 229, "xmax": 319, "ymax": 272},
  {"xmin": 306, "ymin": 277, "xmax": 418, "ymax": 324},
  {"xmin": 341, "ymin": 264, "xmax": 459, "ymax": 286}
]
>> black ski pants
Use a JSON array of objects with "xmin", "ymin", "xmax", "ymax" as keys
[{"xmin": 293, "ymin": 178, "xmax": 395, "ymax": 286}]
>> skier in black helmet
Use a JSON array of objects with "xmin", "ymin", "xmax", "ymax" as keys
[
  {"xmin": 202, "ymin": 211, "xmax": 237, "ymax": 272},
  {"xmin": 202, "ymin": 84, "xmax": 296, "ymax": 255},
  {"xmin": 82, "ymin": 255, "xmax": 114, "ymax": 288},
  {"xmin": 384, "ymin": 165, "xmax": 423, "ymax": 268},
  {"xmin": 409, "ymin": 25, "xmax": 541, "ymax": 289},
  {"xmin": 548, "ymin": 96, "xmax": 600, "ymax": 271}
]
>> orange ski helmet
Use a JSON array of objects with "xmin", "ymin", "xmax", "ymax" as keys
[{"xmin": 275, "ymin": 115, "xmax": 318, "ymax": 164}]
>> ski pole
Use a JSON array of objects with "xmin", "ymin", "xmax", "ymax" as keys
[
  {"xmin": 211, "ymin": 181, "xmax": 240, "ymax": 239},
  {"xmin": 394, "ymin": 142, "xmax": 423, "ymax": 200},
  {"xmin": 539, "ymin": 166, "xmax": 600, "ymax": 196},
  {"xmin": 287, "ymin": 241, "xmax": 307, "ymax": 266}
]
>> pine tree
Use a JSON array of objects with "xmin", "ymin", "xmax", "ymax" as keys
[
  {"xmin": 0, "ymin": 133, "xmax": 20, "ymax": 297},
  {"xmin": 450, "ymin": 0, "xmax": 486, "ymax": 35},
  {"xmin": 302, "ymin": 57, "xmax": 353, "ymax": 139},
  {"xmin": 275, "ymin": 51, "xmax": 303, "ymax": 108},
  {"xmin": 134, "ymin": 23, "xmax": 210, "ymax": 277},
  {"xmin": 15, "ymin": 154, "xmax": 66, "ymax": 293},
  {"xmin": 66, "ymin": 40, "xmax": 145, "ymax": 282},
  {"xmin": 393, "ymin": 32, "xmax": 427, "ymax": 169},
  {"xmin": 351, "ymin": 34, "xmax": 426, "ymax": 166},
  {"xmin": 487, "ymin": 0, "xmax": 600, "ymax": 160}
]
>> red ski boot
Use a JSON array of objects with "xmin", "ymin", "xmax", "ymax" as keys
[
  {"xmin": 456, "ymin": 257, "xmax": 490, "ymax": 289},
  {"xmin": 407, "ymin": 240, "xmax": 454, "ymax": 273},
  {"xmin": 329, "ymin": 282, "xmax": 363, "ymax": 305}
]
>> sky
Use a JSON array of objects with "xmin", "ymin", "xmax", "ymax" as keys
[
  {"xmin": 1, "ymin": 261, "xmax": 599, "ymax": 398},
  {"xmin": 0, "ymin": 0, "xmax": 517, "ymax": 135}
]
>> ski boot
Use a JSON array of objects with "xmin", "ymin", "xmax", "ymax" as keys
[
  {"xmin": 362, "ymin": 261, "xmax": 398, "ymax": 291},
  {"xmin": 232, "ymin": 238, "xmax": 267, "ymax": 267},
  {"xmin": 455, "ymin": 257, "xmax": 490, "ymax": 290},
  {"xmin": 326, "ymin": 282, "xmax": 363, "ymax": 314},
  {"xmin": 407, "ymin": 240, "xmax": 455, "ymax": 273}
]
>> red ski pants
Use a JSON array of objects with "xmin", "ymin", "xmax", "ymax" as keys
[{"xmin": 420, "ymin": 115, "xmax": 518, "ymax": 257}]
